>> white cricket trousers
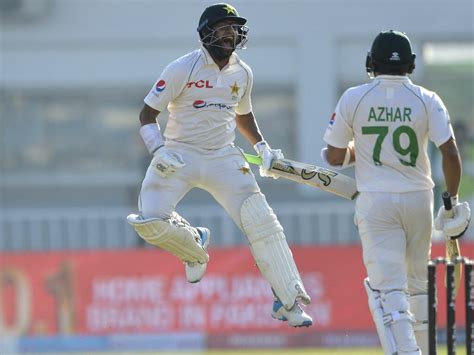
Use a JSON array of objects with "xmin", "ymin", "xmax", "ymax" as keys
[
  {"xmin": 139, "ymin": 141, "xmax": 260, "ymax": 228},
  {"xmin": 355, "ymin": 190, "xmax": 433, "ymax": 295}
]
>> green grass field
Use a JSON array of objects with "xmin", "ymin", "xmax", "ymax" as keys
[
  {"xmin": 89, "ymin": 346, "xmax": 465, "ymax": 355},
  {"xmin": 202, "ymin": 347, "xmax": 464, "ymax": 355}
]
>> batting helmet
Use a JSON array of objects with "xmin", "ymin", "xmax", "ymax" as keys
[
  {"xmin": 197, "ymin": 3, "xmax": 247, "ymax": 33},
  {"xmin": 197, "ymin": 3, "xmax": 249, "ymax": 52},
  {"xmin": 366, "ymin": 30, "xmax": 416, "ymax": 77}
]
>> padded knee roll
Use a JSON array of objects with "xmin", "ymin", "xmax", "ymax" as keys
[
  {"xmin": 241, "ymin": 193, "xmax": 310, "ymax": 309},
  {"xmin": 127, "ymin": 213, "xmax": 208, "ymax": 264}
]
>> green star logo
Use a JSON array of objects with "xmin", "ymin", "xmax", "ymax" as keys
[
  {"xmin": 230, "ymin": 82, "xmax": 240, "ymax": 95},
  {"xmin": 224, "ymin": 4, "xmax": 237, "ymax": 15}
]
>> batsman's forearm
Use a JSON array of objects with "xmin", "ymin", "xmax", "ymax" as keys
[
  {"xmin": 236, "ymin": 112, "xmax": 264, "ymax": 145},
  {"xmin": 439, "ymin": 137, "xmax": 462, "ymax": 197},
  {"xmin": 139, "ymin": 104, "xmax": 160, "ymax": 126},
  {"xmin": 442, "ymin": 152, "xmax": 462, "ymax": 197},
  {"xmin": 326, "ymin": 144, "xmax": 354, "ymax": 166}
]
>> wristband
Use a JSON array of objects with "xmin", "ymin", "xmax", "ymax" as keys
[
  {"xmin": 139, "ymin": 123, "xmax": 164, "ymax": 154},
  {"xmin": 342, "ymin": 148, "xmax": 351, "ymax": 167},
  {"xmin": 341, "ymin": 141, "xmax": 355, "ymax": 169}
]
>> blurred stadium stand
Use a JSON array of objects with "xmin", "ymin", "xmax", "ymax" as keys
[
  {"xmin": 0, "ymin": 0, "xmax": 472, "ymax": 250},
  {"xmin": 0, "ymin": 201, "xmax": 356, "ymax": 251}
]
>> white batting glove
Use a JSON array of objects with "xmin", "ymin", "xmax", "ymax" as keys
[
  {"xmin": 253, "ymin": 140, "xmax": 283, "ymax": 179},
  {"xmin": 151, "ymin": 145, "xmax": 185, "ymax": 178},
  {"xmin": 434, "ymin": 199, "xmax": 471, "ymax": 239}
]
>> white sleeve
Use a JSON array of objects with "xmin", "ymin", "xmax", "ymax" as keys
[
  {"xmin": 323, "ymin": 92, "xmax": 354, "ymax": 148},
  {"xmin": 235, "ymin": 66, "xmax": 253, "ymax": 115},
  {"xmin": 427, "ymin": 93, "xmax": 454, "ymax": 147},
  {"xmin": 144, "ymin": 61, "xmax": 187, "ymax": 112}
]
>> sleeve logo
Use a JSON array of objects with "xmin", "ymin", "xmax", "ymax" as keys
[{"xmin": 155, "ymin": 80, "xmax": 166, "ymax": 92}]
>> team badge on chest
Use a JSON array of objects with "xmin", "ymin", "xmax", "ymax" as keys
[{"xmin": 230, "ymin": 81, "xmax": 240, "ymax": 100}]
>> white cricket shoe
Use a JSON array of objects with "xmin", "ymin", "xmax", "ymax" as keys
[
  {"xmin": 271, "ymin": 299, "xmax": 313, "ymax": 327},
  {"xmin": 185, "ymin": 227, "xmax": 210, "ymax": 283}
]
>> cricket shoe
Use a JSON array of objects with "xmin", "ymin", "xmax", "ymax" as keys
[
  {"xmin": 185, "ymin": 227, "xmax": 210, "ymax": 283},
  {"xmin": 271, "ymin": 299, "xmax": 313, "ymax": 327}
]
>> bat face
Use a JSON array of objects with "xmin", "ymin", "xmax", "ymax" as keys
[
  {"xmin": 272, "ymin": 160, "xmax": 338, "ymax": 187},
  {"xmin": 270, "ymin": 158, "xmax": 358, "ymax": 200},
  {"xmin": 300, "ymin": 166, "xmax": 338, "ymax": 187},
  {"xmin": 243, "ymin": 153, "xmax": 358, "ymax": 200}
]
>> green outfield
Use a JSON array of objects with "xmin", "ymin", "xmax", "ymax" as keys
[
  {"xmin": 90, "ymin": 346, "xmax": 464, "ymax": 355},
  {"xmin": 203, "ymin": 347, "xmax": 464, "ymax": 355},
  {"xmin": 195, "ymin": 347, "xmax": 461, "ymax": 355}
]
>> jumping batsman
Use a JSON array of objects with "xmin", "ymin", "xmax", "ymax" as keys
[
  {"xmin": 322, "ymin": 30, "xmax": 470, "ymax": 354},
  {"xmin": 127, "ymin": 3, "xmax": 312, "ymax": 327}
]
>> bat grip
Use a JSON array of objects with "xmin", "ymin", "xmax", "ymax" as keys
[
  {"xmin": 442, "ymin": 191, "xmax": 454, "ymax": 218},
  {"xmin": 244, "ymin": 153, "xmax": 263, "ymax": 166}
]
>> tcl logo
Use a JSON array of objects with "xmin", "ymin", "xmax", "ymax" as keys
[{"xmin": 186, "ymin": 80, "xmax": 213, "ymax": 89}]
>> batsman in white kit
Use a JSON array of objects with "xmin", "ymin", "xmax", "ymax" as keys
[
  {"xmin": 126, "ymin": 3, "xmax": 312, "ymax": 327},
  {"xmin": 322, "ymin": 30, "xmax": 470, "ymax": 354}
]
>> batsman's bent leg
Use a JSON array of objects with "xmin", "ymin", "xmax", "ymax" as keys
[
  {"xmin": 185, "ymin": 227, "xmax": 211, "ymax": 283},
  {"xmin": 127, "ymin": 213, "xmax": 208, "ymax": 264},
  {"xmin": 240, "ymin": 193, "xmax": 311, "ymax": 310},
  {"xmin": 166, "ymin": 213, "xmax": 212, "ymax": 283}
]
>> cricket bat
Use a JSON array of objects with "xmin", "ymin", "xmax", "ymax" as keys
[
  {"xmin": 443, "ymin": 191, "xmax": 462, "ymax": 296},
  {"xmin": 244, "ymin": 153, "xmax": 358, "ymax": 200}
]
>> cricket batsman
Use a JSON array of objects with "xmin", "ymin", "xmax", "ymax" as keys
[
  {"xmin": 126, "ymin": 3, "xmax": 312, "ymax": 327},
  {"xmin": 322, "ymin": 30, "xmax": 471, "ymax": 354}
]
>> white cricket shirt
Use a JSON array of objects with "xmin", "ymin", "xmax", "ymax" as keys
[
  {"xmin": 324, "ymin": 75, "xmax": 454, "ymax": 193},
  {"xmin": 144, "ymin": 46, "xmax": 253, "ymax": 149}
]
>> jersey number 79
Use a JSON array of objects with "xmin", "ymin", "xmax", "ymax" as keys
[{"xmin": 362, "ymin": 125, "xmax": 419, "ymax": 167}]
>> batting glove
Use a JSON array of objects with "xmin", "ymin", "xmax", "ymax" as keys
[
  {"xmin": 434, "ymin": 199, "xmax": 471, "ymax": 239},
  {"xmin": 253, "ymin": 140, "xmax": 283, "ymax": 179},
  {"xmin": 151, "ymin": 145, "xmax": 185, "ymax": 178}
]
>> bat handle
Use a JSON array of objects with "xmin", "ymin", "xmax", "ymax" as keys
[
  {"xmin": 442, "ymin": 191, "xmax": 454, "ymax": 218},
  {"xmin": 244, "ymin": 153, "xmax": 263, "ymax": 166}
]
